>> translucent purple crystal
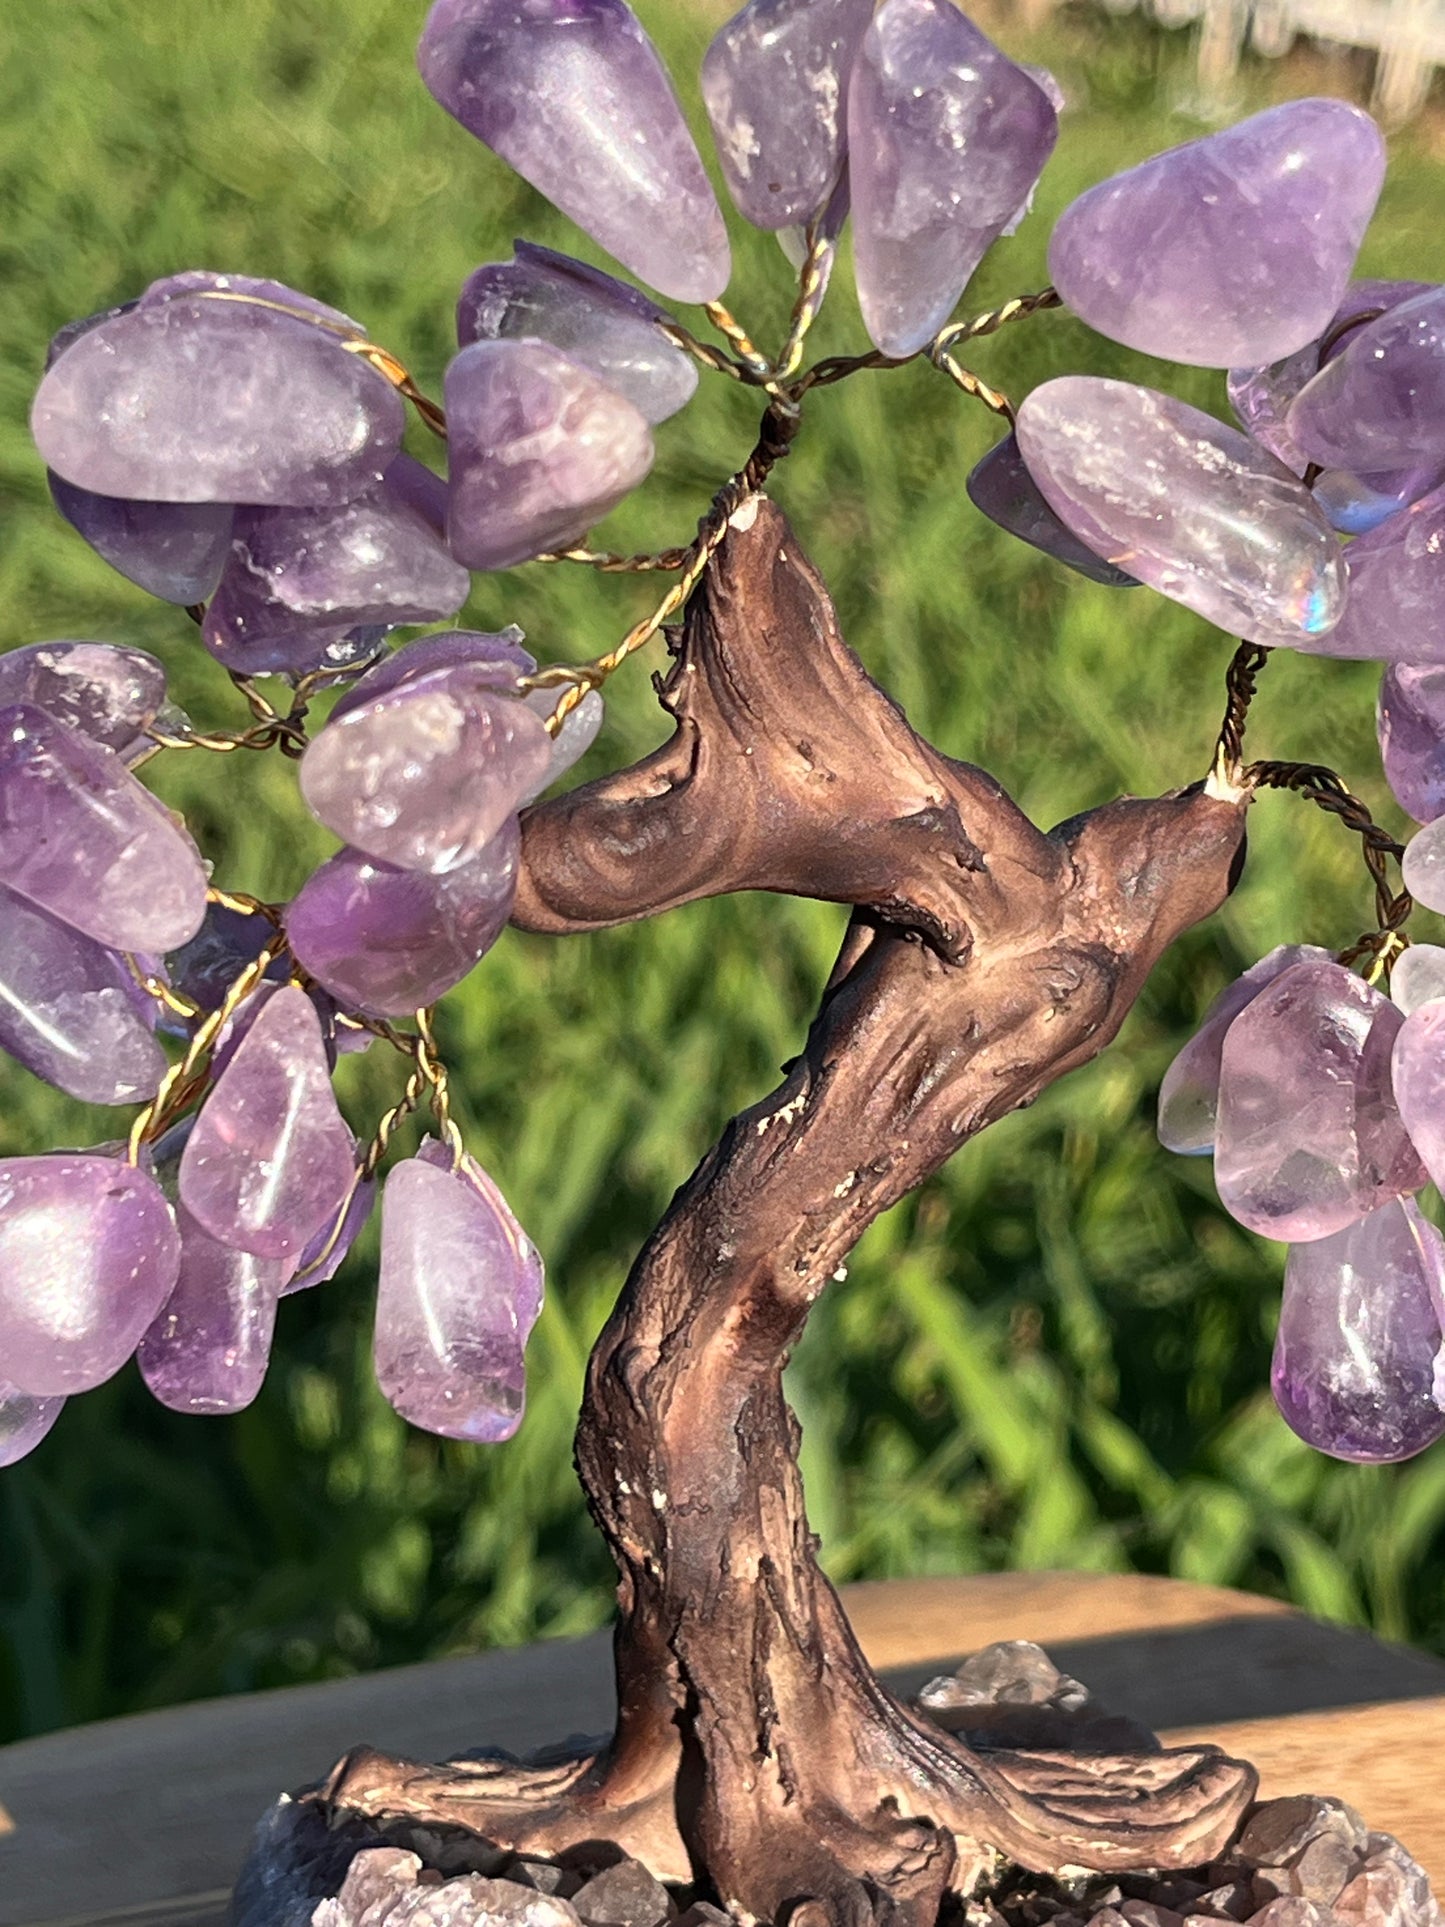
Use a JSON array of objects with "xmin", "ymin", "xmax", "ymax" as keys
[
  {"xmin": 1215, "ymin": 957, "xmax": 1425, "ymax": 1242},
  {"xmin": 1014, "ymin": 379, "xmax": 1346, "ymax": 648},
  {"xmin": 1312, "ymin": 465, "xmax": 1442, "ymax": 538},
  {"xmin": 330, "ymin": 628, "xmax": 535, "ymax": 723},
  {"xmin": 1157, "ymin": 944, "xmax": 1332, "ymax": 1157},
  {"xmin": 166, "ymin": 903, "xmax": 289, "ymax": 1016},
  {"xmin": 0, "ymin": 883, "xmax": 167, "ymax": 1104},
  {"xmin": 1273, "ymin": 1199, "xmax": 1445, "ymax": 1464},
  {"xmin": 47, "ymin": 477, "xmax": 235, "ymax": 605},
  {"xmin": 1050, "ymin": 100, "xmax": 1385, "ymax": 368},
  {"xmin": 1293, "ymin": 484, "xmax": 1445, "ymax": 664},
  {"xmin": 0, "ymin": 1380, "xmax": 65, "ymax": 1467},
  {"xmin": 137, "ymin": 1203, "xmax": 288, "ymax": 1414},
  {"xmin": 1288, "ymin": 287, "xmax": 1445, "ymax": 473},
  {"xmin": 201, "ymin": 464, "xmax": 471, "ymax": 678},
  {"xmin": 375, "ymin": 1139, "xmax": 544, "ymax": 1441},
  {"xmin": 0, "ymin": 641, "xmax": 167, "ymax": 761},
  {"xmin": 0, "ymin": 1154, "xmax": 181, "ymax": 1397},
  {"xmin": 0, "ymin": 704, "xmax": 208, "ymax": 953},
  {"xmin": 445, "ymin": 340, "xmax": 655, "ymax": 571},
  {"xmin": 417, "ymin": 0, "xmax": 730, "ymax": 304},
  {"xmin": 522, "ymin": 686, "xmax": 605, "ymax": 797},
  {"xmin": 1391, "ymin": 944, "xmax": 1445, "ymax": 1017},
  {"xmin": 965, "ymin": 434, "xmax": 1139, "ymax": 588},
  {"xmin": 1379, "ymin": 664, "xmax": 1445, "ymax": 823},
  {"xmin": 457, "ymin": 244, "xmax": 696, "ymax": 426},
  {"xmin": 301, "ymin": 666, "xmax": 551, "ymax": 873},
  {"xmin": 1391, "ymin": 998, "xmax": 1445, "ymax": 1197},
  {"xmin": 701, "ymin": 0, "xmax": 876, "ymax": 232},
  {"xmin": 286, "ymin": 818, "xmax": 520, "ymax": 1016},
  {"xmin": 178, "ymin": 987, "xmax": 356, "ymax": 1262},
  {"xmin": 848, "ymin": 0, "xmax": 1058, "ymax": 357},
  {"xmin": 1403, "ymin": 818, "xmax": 1445, "ymax": 914},
  {"xmin": 138, "ymin": 270, "xmax": 362, "ymax": 334},
  {"xmin": 284, "ymin": 1175, "xmax": 377, "ymax": 1295},
  {"xmin": 1227, "ymin": 280, "xmax": 1433, "ymax": 475},
  {"xmin": 32, "ymin": 297, "xmax": 405, "ymax": 506}
]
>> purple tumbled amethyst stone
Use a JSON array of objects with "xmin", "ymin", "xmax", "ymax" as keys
[
  {"xmin": 284, "ymin": 1174, "xmax": 377, "ymax": 1295},
  {"xmin": 0, "ymin": 704, "xmax": 208, "ymax": 954},
  {"xmin": 286, "ymin": 818, "xmax": 520, "ymax": 1016},
  {"xmin": 166, "ymin": 903, "xmax": 289, "ymax": 1016},
  {"xmin": 1273, "ymin": 1198, "xmax": 1445, "ymax": 1464},
  {"xmin": 965, "ymin": 434, "xmax": 1138, "ymax": 588},
  {"xmin": 48, "ymin": 477, "xmax": 235, "ymax": 606},
  {"xmin": 445, "ymin": 340, "xmax": 655, "ymax": 571},
  {"xmin": 137, "ymin": 1203, "xmax": 288, "ymax": 1414},
  {"xmin": 1379, "ymin": 665, "xmax": 1445, "ymax": 823},
  {"xmin": 331, "ymin": 628, "xmax": 535, "ymax": 722},
  {"xmin": 1293, "ymin": 485, "xmax": 1445, "ymax": 664},
  {"xmin": 138, "ymin": 270, "xmax": 362, "ymax": 335},
  {"xmin": 702, "ymin": 0, "xmax": 876, "ymax": 232},
  {"xmin": 1391, "ymin": 999, "xmax": 1445, "ymax": 1198},
  {"xmin": 522, "ymin": 686, "xmax": 605, "ymax": 797},
  {"xmin": 375, "ymin": 1139, "xmax": 544, "ymax": 1441},
  {"xmin": 31, "ymin": 297, "xmax": 405, "ymax": 507},
  {"xmin": 301, "ymin": 665, "xmax": 552, "ymax": 874},
  {"xmin": 1050, "ymin": 100, "xmax": 1385, "ymax": 368},
  {"xmin": 201, "ymin": 464, "xmax": 471, "ymax": 678},
  {"xmin": 1157, "ymin": 944, "xmax": 1332, "ymax": 1157},
  {"xmin": 178, "ymin": 987, "xmax": 357, "ymax": 1262},
  {"xmin": 1402, "ymin": 818, "xmax": 1445, "ymax": 914},
  {"xmin": 1014, "ymin": 379, "xmax": 1346, "ymax": 648},
  {"xmin": 0, "ymin": 1380, "xmax": 65, "ymax": 1467},
  {"xmin": 0, "ymin": 883, "xmax": 166, "ymax": 1105},
  {"xmin": 1288, "ymin": 287, "xmax": 1445, "ymax": 473},
  {"xmin": 1392, "ymin": 944, "xmax": 1445, "ymax": 1017},
  {"xmin": 457, "ymin": 244, "xmax": 696, "ymax": 426},
  {"xmin": 848, "ymin": 0, "xmax": 1058, "ymax": 358},
  {"xmin": 0, "ymin": 641, "xmax": 167, "ymax": 762},
  {"xmin": 1215, "ymin": 957, "xmax": 1426, "ymax": 1242},
  {"xmin": 417, "ymin": 0, "xmax": 730, "ymax": 304},
  {"xmin": 0, "ymin": 1154, "xmax": 181, "ymax": 1397}
]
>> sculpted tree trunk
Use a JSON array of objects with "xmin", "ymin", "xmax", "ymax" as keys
[{"xmin": 322, "ymin": 496, "xmax": 1256, "ymax": 1927}]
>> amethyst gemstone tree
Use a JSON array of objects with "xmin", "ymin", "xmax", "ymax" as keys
[{"xmin": 8, "ymin": 1, "xmax": 1445, "ymax": 1922}]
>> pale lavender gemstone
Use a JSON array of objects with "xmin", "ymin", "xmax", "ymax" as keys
[
  {"xmin": 48, "ymin": 476, "xmax": 235, "ymax": 605},
  {"xmin": 0, "ymin": 883, "xmax": 166, "ymax": 1105},
  {"xmin": 965, "ymin": 433, "xmax": 1139, "ymax": 588},
  {"xmin": 201, "ymin": 464, "xmax": 471, "ymax": 678},
  {"xmin": 330, "ymin": 628, "xmax": 535, "ymax": 723},
  {"xmin": 31, "ymin": 298, "xmax": 405, "ymax": 506},
  {"xmin": 46, "ymin": 303, "xmax": 137, "ymax": 369},
  {"xmin": 1379, "ymin": 664, "xmax": 1445, "ymax": 823},
  {"xmin": 1392, "ymin": 999, "xmax": 1445, "ymax": 1198},
  {"xmin": 286, "ymin": 817, "xmax": 520, "ymax": 1016},
  {"xmin": 1403, "ymin": 817, "xmax": 1445, "ymax": 914},
  {"xmin": 1157, "ymin": 944, "xmax": 1332, "ymax": 1156},
  {"xmin": 417, "ymin": 0, "xmax": 730, "ymax": 304},
  {"xmin": 848, "ymin": 0, "xmax": 1058, "ymax": 358},
  {"xmin": 0, "ymin": 641, "xmax": 167, "ymax": 761},
  {"xmin": 0, "ymin": 1380, "xmax": 65, "ymax": 1467},
  {"xmin": 0, "ymin": 705, "xmax": 208, "ymax": 953},
  {"xmin": 521, "ymin": 687, "xmax": 605, "ymax": 797},
  {"xmin": 283, "ymin": 1174, "xmax": 376, "ymax": 1295},
  {"xmin": 178, "ymin": 986, "xmax": 356, "ymax": 1261},
  {"xmin": 1227, "ymin": 281, "xmax": 1432, "ymax": 475},
  {"xmin": 137, "ymin": 1203, "xmax": 287, "ymax": 1414},
  {"xmin": 138, "ymin": 270, "xmax": 362, "ymax": 335},
  {"xmin": 445, "ymin": 340, "xmax": 655, "ymax": 571},
  {"xmin": 375, "ymin": 1139, "xmax": 544, "ymax": 1441},
  {"xmin": 1273, "ymin": 1199, "xmax": 1445, "ymax": 1463},
  {"xmin": 1390, "ymin": 944, "xmax": 1445, "ymax": 1017},
  {"xmin": 302, "ymin": 665, "xmax": 551, "ymax": 874},
  {"xmin": 1049, "ymin": 100, "xmax": 1385, "ymax": 368},
  {"xmin": 1215, "ymin": 958, "xmax": 1426, "ymax": 1242},
  {"xmin": 380, "ymin": 452, "xmax": 449, "ymax": 537},
  {"xmin": 1014, "ymin": 379, "xmax": 1346, "ymax": 648},
  {"xmin": 457, "ymin": 244, "xmax": 696, "ymax": 425},
  {"xmin": 0, "ymin": 1154, "xmax": 181, "ymax": 1397},
  {"xmin": 1288, "ymin": 287, "xmax": 1445, "ymax": 473},
  {"xmin": 1312, "ymin": 465, "xmax": 1442, "ymax": 538},
  {"xmin": 701, "ymin": 0, "xmax": 877, "ymax": 231},
  {"xmin": 1294, "ymin": 485, "xmax": 1445, "ymax": 664}
]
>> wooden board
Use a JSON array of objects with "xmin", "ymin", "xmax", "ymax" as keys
[{"xmin": 2, "ymin": 1572, "xmax": 1442, "ymax": 1927}]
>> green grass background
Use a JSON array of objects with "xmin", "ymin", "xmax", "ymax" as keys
[{"xmin": 2, "ymin": 0, "xmax": 1444, "ymax": 1745}]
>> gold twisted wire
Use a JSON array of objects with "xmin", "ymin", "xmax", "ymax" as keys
[{"xmin": 773, "ymin": 226, "xmax": 836, "ymax": 384}]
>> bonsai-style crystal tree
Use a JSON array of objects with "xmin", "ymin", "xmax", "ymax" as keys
[{"xmin": 5, "ymin": 0, "xmax": 1445, "ymax": 1920}]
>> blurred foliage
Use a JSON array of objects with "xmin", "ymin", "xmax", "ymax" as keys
[{"xmin": 2, "ymin": 0, "xmax": 1444, "ymax": 1746}]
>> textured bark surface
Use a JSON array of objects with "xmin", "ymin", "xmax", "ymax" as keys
[{"xmin": 322, "ymin": 499, "xmax": 1257, "ymax": 1926}]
